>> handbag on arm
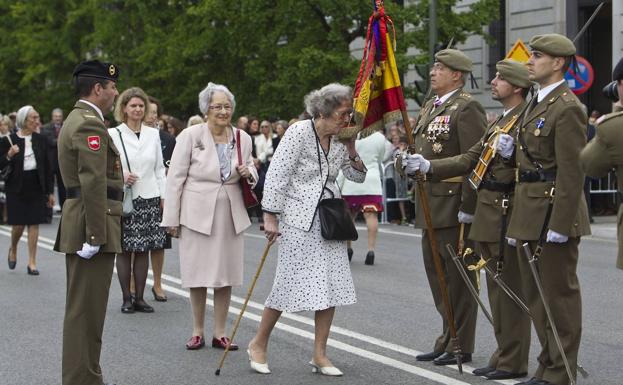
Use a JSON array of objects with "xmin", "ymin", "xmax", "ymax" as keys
[
  {"xmin": 236, "ymin": 129, "xmax": 259, "ymax": 208},
  {"xmin": 0, "ymin": 135, "xmax": 15, "ymax": 182},
  {"xmin": 314, "ymin": 123, "xmax": 358, "ymax": 241},
  {"xmin": 115, "ymin": 128, "xmax": 134, "ymax": 217}
]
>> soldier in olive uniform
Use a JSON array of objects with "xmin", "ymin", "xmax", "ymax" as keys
[
  {"xmin": 580, "ymin": 56, "xmax": 623, "ymax": 271},
  {"xmin": 402, "ymin": 49, "xmax": 486, "ymax": 365},
  {"xmin": 503, "ymin": 35, "xmax": 590, "ymax": 385},
  {"xmin": 54, "ymin": 60, "xmax": 122, "ymax": 385},
  {"xmin": 406, "ymin": 59, "xmax": 532, "ymax": 380}
]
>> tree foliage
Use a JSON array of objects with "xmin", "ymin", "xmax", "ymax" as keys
[{"xmin": 0, "ymin": 0, "xmax": 498, "ymax": 121}]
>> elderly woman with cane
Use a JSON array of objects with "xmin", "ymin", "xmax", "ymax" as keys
[
  {"xmin": 162, "ymin": 82, "xmax": 257, "ymax": 350},
  {"xmin": 247, "ymin": 83, "xmax": 366, "ymax": 376}
]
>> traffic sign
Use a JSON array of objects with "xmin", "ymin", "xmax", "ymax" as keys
[
  {"xmin": 565, "ymin": 55, "xmax": 594, "ymax": 95},
  {"xmin": 506, "ymin": 39, "xmax": 530, "ymax": 63}
]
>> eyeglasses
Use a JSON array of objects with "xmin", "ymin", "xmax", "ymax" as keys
[
  {"xmin": 333, "ymin": 110, "xmax": 353, "ymax": 120},
  {"xmin": 208, "ymin": 104, "xmax": 232, "ymax": 112}
]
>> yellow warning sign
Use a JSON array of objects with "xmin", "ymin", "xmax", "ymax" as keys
[{"xmin": 506, "ymin": 39, "xmax": 531, "ymax": 63}]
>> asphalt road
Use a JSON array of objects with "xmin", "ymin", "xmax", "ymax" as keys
[{"xmin": 0, "ymin": 216, "xmax": 622, "ymax": 385}]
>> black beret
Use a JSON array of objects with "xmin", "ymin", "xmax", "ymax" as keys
[
  {"xmin": 72, "ymin": 60, "xmax": 119, "ymax": 81},
  {"xmin": 613, "ymin": 57, "xmax": 623, "ymax": 81}
]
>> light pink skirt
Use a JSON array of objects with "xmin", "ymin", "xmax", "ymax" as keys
[{"xmin": 178, "ymin": 189, "xmax": 243, "ymax": 288}]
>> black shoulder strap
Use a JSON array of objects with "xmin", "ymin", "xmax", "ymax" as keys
[{"xmin": 115, "ymin": 127, "xmax": 132, "ymax": 173}]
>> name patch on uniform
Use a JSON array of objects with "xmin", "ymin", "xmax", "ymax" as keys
[{"xmin": 87, "ymin": 136, "xmax": 101, "ymax": 151}]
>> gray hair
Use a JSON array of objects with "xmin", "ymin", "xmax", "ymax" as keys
[
  {"xmin": 16, "ymin": 105, "xmax": 34, "ymax": 130},
  {"xmin": 198, "ymin": 82, "xmax": 236, "ymax": 115},
  {"xmin": 51, "ymin": 108, "xmax": 63, "ymax": 116},
  {"xmin": 304, "ymin": 83, "xmax": 352, "ymax": 119},
  {"xmin": 187, "ymin": 115, "xmax": 204, "ymax": 127}
]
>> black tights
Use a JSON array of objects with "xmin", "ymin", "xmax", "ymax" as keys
[{"xmin": 116, "ymin": 251, "xmax": 149, "ymax": 303}]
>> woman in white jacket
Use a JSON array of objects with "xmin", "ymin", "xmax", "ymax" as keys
[{"xmin": 109, "ymin": 87, "xmax": 166, "ymax": 314}]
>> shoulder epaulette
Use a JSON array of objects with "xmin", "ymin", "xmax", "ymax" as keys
[{"xmin": 597, "ymin": 111, "xmax": 623, "ymax": 125}]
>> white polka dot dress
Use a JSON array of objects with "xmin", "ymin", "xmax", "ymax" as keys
[{"xmin": 261, "ymin": 119, "xmax": 366, "ymax": 312}]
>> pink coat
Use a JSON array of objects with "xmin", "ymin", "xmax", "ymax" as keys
[{"xmin": 161, "ymin": 124, "xmax": 257, "ymax": 235}]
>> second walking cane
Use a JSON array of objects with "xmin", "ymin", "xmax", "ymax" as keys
[{"xmin": 215, "ymin": 239, "xmax": 274, "ymax": 376}]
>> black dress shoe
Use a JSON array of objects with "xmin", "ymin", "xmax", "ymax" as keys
[
  {"xmin": 485, "ymin": 369, "xmax": 527, "ymax": 380},
  {"xmin": 472, "ymin": 366, "xmax": 495, "ymax": 376},
  {"xmin": 433, "ymin": 352, "xmax": 472, "ymax": 366},
  {"xmin": 415, "ymin": 351, "xmax": 444, "ymax": 361},
  {"xmin": 364, "ymin": 251, "xmax": 375, "ymax": 265},
  {"xmin": 27, "ymin": 266, "xmax": 39, "ymax": 275},
  {"xmin": 152, "ymin": 287, "xmax": 168, "ymax": 302},
  {"xmin": 516, "ymin": 377, "xmax": 544, "ymax": 385},
  {"xmin": 347, "ymin": 248, "xmax": 353, "ymax": 262},
  {"xmin": 133, "ymin": 300, "xmax": 154, "ymax": 313},
  {"xmin": 121, "ymin": 300, "xmax": 135, "ymax": 314},
  {"xmin": 7, "ymin": 248, "xmax": 16, "ymax": 270}
]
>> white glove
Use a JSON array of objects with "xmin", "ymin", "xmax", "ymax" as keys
[
  {"xmin": 405, "ymin": 154, "xmax": 431, "ymax": 174},
  {"xmin": 506, "ymin": 237, "xmax": 517, "ymax": 247},
  {"xmin": 495, "ymin": 133, "xmax": 514, "ymax": 159},
  {"xmin": 76, "ymin": 243, "xmax": 100, "ymax": 259},
  {"xmin": 458, "ymin": 211, "xmax": 474, "ymax": 224},
  {"xmin": 546, "ymin": 230, "xmax": 568, "ymax": 243}
]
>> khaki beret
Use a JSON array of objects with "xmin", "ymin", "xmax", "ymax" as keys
[
  {"xmin": 435, "ymin": 49, "xmax": 472, "ymax": 72},
  {"xmin": 496, "ymin": 59, "xmax": 532, "ymax": 89},
  {"xmin": 529, "ymin": 34, "xmax": 576, "ymax": 57}
]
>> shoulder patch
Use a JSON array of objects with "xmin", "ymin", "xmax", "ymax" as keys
[
  {"xmin": 87, "ymin": 135, "xmax": 101, "ymax": 151},
  {"xmin": 459, "ymin": 92, "xmax": 471, "ymax": 98}
]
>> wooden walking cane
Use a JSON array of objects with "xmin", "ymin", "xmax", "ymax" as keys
[
  {"xmin": 215, "ymin": 238, "xmax": 275, "ymax": 376},
  {"xmin": 402, "ymin": 110, "xmax": 464, "ymax": 374}
]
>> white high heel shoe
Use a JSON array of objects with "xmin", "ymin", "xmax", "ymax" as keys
[
  {"xmin": 309, "ymin": 360, "xmax": 343, "ymax": 376},
  {"xmin": 247, "ymin": 349, "xmax": 271, "ymax": 374}
]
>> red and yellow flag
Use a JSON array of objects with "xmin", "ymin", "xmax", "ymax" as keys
[{"xmin": 352, "ymin": 0, "xmax": 406, "ymax": 135}]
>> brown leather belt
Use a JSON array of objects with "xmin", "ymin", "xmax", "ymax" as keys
[{"xmin": 66, "ymin": 186, "xmax": 124, "ymax": 201}]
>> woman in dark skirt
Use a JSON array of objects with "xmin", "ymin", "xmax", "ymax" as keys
[
  {"xmin": 0, "ymin": 105, "xmax": 54, "ymax": 275},
  {"xmin": 108, "ymin": 87, "xmax": 167, "ymax": 314}
]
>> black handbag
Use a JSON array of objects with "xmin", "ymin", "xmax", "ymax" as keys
[
  {"xmin": 313, "ymin": 122, "xmax": 358, "ymax": 241},
  {"xmin": 0, "ymin": 134, "xmax": 15, "ymax": 182}
]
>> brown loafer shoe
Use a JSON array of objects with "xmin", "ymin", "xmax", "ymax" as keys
[{"xmin": 212, "ymin": 336, "xmax": 238, "ymax": 350}]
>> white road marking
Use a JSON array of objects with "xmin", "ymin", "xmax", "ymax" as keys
[{"xmin": 0, "ymin": 228, "xmax": 520, "ymax": 385}]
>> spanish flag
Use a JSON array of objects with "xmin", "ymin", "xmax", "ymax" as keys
[{"xmin": 353, "ymin": 0, "xmax": 406, "ymax": 136}]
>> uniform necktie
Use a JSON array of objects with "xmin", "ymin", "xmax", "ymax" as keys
[{"xmin": 433, "ymin": 97, "xmax": 442, "ymax": 109}]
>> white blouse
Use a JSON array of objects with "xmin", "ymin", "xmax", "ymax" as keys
[{"xmin": 18, "ymin": 133, "xmax": 37, "ymax": 171}]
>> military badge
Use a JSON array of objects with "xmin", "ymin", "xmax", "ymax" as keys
[
  {"xmin": 109, "ymin": 65, "xmax": 116, "ymax": 76},
  {"xmin": 87, "ymin": 135, "xmax": 101, "ymax": 151},
  {"xmin": 432, "ymin": 142, "xmax": 443, "ymax": 153},
  {"xmin": 535, "ymin": 118, "xmax": 545, "ymax": 136}
]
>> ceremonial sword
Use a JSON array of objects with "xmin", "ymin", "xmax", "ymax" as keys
[{"xmin": 446, "ymin": 244, "xmax": 493, "ymax": 326}]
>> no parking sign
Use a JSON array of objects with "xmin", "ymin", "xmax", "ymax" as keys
[{"xmin": 565, "ymin": 55, "xmax": 594, "ymax": 95}]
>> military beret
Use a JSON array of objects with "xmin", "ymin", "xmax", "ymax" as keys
[
  {"xmin": 496, "ymin": 59, "xmax": 532, "ymax": 89},
  {"xmin": 612, "ymin": 56, "xmax": 623, "ymax": 81},
  {"xmin": 435, "ymin": 49, "xmax": 473, "ymax": 72},
  {"xmin": 529, "ymin": 34, "xmax": 576, "ymax": 57},
  {"xmin": 72, "ymin": 60, "xmax": 119, "ymax": 81}
]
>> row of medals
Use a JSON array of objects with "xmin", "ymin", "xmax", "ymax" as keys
[{"xmin": 426, "ymin": 116, "xmax": 451, "ymax": 154}]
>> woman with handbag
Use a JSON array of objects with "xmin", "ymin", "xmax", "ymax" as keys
[
  {"xmin": 161, "ymin": 82, "xmax": 257, "ymax": 351},
  {"xmin": 108, "ymin": 87, "xmax": 167, "ymax": 314},
  {"xmin": 0, "ymin": 105, "xmax": 54, "ymax": 274},
  {"xmin": 247, "ymin": 83, "xmax": 366, "ymax": 376}
]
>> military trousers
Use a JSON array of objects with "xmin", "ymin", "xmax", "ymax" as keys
[
  {"xmin": 479, "ymin": 241, "xmax": 530, "ymax": 373},
  {"xmin": 516, "ymin": 238, "xmax": 582, "ymax": 385},
  {"xmin": 422, "ymin": 226, "xmax": 478, "ymax": 354},
  {"xmin": 62, "ymin": 252, "xmax": 115, "ymax": 385}
]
